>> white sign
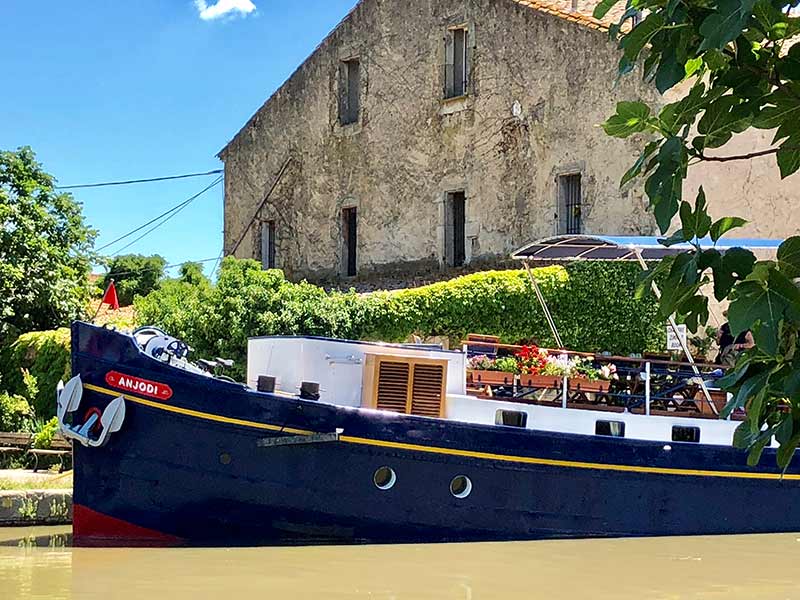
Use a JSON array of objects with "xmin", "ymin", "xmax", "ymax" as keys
[{"xmin": 666, "ymin": 324, "xmax": 688, "ymax": 351}]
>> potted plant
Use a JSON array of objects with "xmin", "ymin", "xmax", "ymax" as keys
[
  {"xmin": 467, "ymin": 355, "xmax": 517, "ymax": 386},
  {"xmin": 569, "ymin": 357, "xmax": 610, "ymax": 394},
  {"xmin": 517, "ymin": 346, "xmax": 562, "ymax": 389}
]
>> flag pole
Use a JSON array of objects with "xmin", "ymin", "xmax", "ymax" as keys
[{"xmin": 92, "ymin": 279, "xmax": 113, "ymax": 323}]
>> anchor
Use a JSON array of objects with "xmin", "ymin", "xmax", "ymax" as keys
[{"xmin": 57, "ymin": 375, "xmax": 126, "ymax": 447}]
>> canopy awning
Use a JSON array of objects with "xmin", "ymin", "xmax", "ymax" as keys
[{"xmin": 511, "ymin": 235, "xmax": 783, "ymax": 262}]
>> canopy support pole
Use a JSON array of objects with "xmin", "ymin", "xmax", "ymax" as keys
[
  {"xmin": 523, "ymin": 260, "xmax": 564, "ymax": 349},
  {"xmin": 633, "ymin": 250, "xmax": 718, "ymax": 416}
]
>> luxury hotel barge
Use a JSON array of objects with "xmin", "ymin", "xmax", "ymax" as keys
[{"xmin": 59, "ymin": 236, "xmax": 799, "ymax": 546}]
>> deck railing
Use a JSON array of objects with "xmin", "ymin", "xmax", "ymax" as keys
[{"xmin": 461, "ymin": 339, "xmax": 733, "ymax": 419}]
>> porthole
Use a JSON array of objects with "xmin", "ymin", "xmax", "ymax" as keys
[
  {"xmin": 219, "ymin": 452, "xmax": 232, "ymax": 465},
  {"xmin": 373, "ymin": 466, "xmax": 396, "ymax": 490},
  {"xmin": 450, "ymin": 475, "xmax": 472, "ymax": 499}
]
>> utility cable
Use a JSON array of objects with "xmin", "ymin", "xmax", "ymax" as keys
[
  {"xmin": 56, "ymin": 169, "xmax": 223, "ymax": 190},
  {"xmin": 97, "ymin": 176, "xmax": 222, "ymax": 253}
]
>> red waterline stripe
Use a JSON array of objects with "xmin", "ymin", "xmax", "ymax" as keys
[{"xmin": 72, "ymin": 504, "xmax": 183, "ymax": 547}]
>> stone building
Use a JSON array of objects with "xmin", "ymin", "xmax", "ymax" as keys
[{"xmin": 219, "ymin": 0, "xmax": 797, "ymax": 286}]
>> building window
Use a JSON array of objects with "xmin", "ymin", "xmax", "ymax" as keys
[
  {"xmin": 261, "ymin": 220, "xmax": 276, "ymax": 269},
  {"xmin": 595, "ymin": 420, "xmax": 625, "ymax": 438},
  {"xmin": 444, "ymin": 27, "xmax": 469, "ymax": 99},
  {"xmin": 339, "ymin": 59, "xmax": 360, "ymax": 126},
  {"xmin": 558, "ymin": 173, "xmax": 582, "ymax": 234},
  {"xmin": 495, "ymin": 410, "xmax": 528, "ymax": 428},
  {"xmin": 672, "ymin": 426, "xmax": 701, "ymax": 443},
  {"xmin": 445, "ymin": 191, "xmax": 466, "ymax": 267},
  {"xmin": 342, "ymin": 207, "xmax": 357, "ymax": 277}
]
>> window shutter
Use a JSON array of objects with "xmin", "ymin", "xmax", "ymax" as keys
[
  {"xmin": 376, "ymin": 361, "xmax": 410, "ymax": 413},
  {"xmin": 411, "ymin": 363, "xmax": 445, "ymax": 418}
]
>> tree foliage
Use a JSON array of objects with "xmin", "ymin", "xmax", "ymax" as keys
[
  {"xmin": 0, "ymin": 147, "xmax": 96, "ymax": 341},
  {"xmin": 596, "ymin": 0, "xmax": 800, "ymax": 466},
  {"xmin": 103, "ymin": 254, "xmax": 167, "ymax": 306}
]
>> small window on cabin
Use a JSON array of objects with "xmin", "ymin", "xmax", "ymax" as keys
[
  {"xmin": 672, "ymin": 426, "xmax": 700, "ymax": 443},
  {"xmin": 339, "ymin": 59, "xmax": 360, "ymax": 126},
  {"xmin": 444, "ymin": 27, "xmax": 469, "ymax": 99},
  {"xmin": 342, "ymin": 206, "xmax": 357, "ymax": 277},
  {"xmin": 557, "ymin": 173, "xmax": 582, "ymax": 234},
  {"xmin": 444, "ymin": 191, "xmax": 466, "ymax": 267},
  {"xmin": 596, "ymin": 420, "xmax": 625, "ymax": 438},
  {"xmin": 260, "ymin": 220, "xmax": 276, "ymax": 269},
  {"xmin": 495, "ymin": 410, "xmax": 528, "ymax": 428}
]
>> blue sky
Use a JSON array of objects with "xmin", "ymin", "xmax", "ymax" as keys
[{"xmin": 1, "ymin": 0, "xmax": 358, "ymax": 277}]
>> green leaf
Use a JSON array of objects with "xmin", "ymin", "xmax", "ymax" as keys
[
  {"xmin": 603, "ymin": 101, "xmax": 653, "ymax": 137},
  {"xmin": 753, "ymin": 90, "xmax": 800, "ymax": 131},
  {"xmin": 710, "ymin": 216, "xmax": 747, "ymax": 242},
  {"xmin": 698, "ymin": 0, "xmax": 758, "ymax": 51},
  {"xmin": 685, "ymin": 57, "xmax": 704, "ymax": 78},
  {"xmin": 777, "ymin": 137, "xmax": 800, "ymax": 179},
  {"xmin": 593, "ymin": 0, "xmax": 622, "ymax": 19},
  {"xmin": 621, "ymin": 13, "xmax": 666, "ymax": 64},
  {"xmin": 645, "ymin": 136, "xmax": 686, "ymax": 233},
  {"xmin": 621, "ymin": 141, "xmax": 660, "ymax": 187},
  {"xmin": 723, "ymin": 370, "xmax": 770, "ymax": 418},
  {"xmin": 713, "ymin": 247, "xmax": 756, "ymax": 300},
  {"xmin": 697, "ymin": 97, "xmax": 753, "ymax": 149},
  {"xmin": 679, "ymin": 187, "xmax": 712, "ymax": 239},
  {"xmin": 703, "ymin": 49, "xmax": 729, "ymax": 70},
  {"xmin": 777, "ymin": 432, "xmax": 800, "ymax": 470},
  {"xmin": 777, "ymin": 236, "xmax": 800, "ymax": 278}
]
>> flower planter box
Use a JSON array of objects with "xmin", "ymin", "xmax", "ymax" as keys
[
  {"xmin": 519, "ymin": 374, "xmax": 562, "ymax": 389},
  {"xmin": 468, "ymin": 370, "xmax": 515, "ymax": 386},
  {"xmin": 569, "ymin": 378, "xmax": 610, "ymax": 394}
]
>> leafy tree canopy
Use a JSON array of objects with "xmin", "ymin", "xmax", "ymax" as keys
[
  {"xmin": 103, "ymin": 254, "xmax": 167, "ymax": 306},
  {"xmin": 178, "ymin": 261, "xmax": 209, "ymax": 287},
  {"xmin": 596, "ymin": 0, "xmax": 800, "ymax": 466},
  {"xmin": 0, "ymin": 147, "xmax": 96, "ymax": 341}
]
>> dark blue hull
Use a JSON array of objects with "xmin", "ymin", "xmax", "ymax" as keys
[{"xmin": 71, "ymin": 323, "xmax": 800, "ymax": 546}]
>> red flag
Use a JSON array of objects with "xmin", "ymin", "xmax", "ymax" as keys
[{"xmin": 101, "ymin": 281, "xmax": 119, "ymax": 311}]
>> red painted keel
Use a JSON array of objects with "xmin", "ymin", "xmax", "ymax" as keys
[{"xmin": 72, "ymin": 504, "xmax": 183, "ymax": 547}]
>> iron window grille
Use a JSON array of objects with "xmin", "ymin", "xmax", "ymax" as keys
[{"xmin": 558, "ymin": 173, "xmax": 582, "ymax": 235}]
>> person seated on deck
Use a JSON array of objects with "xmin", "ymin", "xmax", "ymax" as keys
[{"xmin": 715, "ymin": 316, "xmax": 754, "ymax": 367}]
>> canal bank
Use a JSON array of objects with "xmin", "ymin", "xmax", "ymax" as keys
[{"xmin": 0, "ymin": 470, "xmax": 72, "ymax": 526}]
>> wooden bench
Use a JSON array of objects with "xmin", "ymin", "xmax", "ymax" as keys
[
  {"xmin": 27, "ymin": 448, "xmax": 71, "ymax": 473},
  {"xmin": 0, "ymin": 431, "xmax": 72, "ymax": 472}
]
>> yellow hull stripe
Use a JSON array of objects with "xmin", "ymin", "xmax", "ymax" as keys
[{"xmin": 84, "ymin": 383, "xmax": 799, "ymax": 481}]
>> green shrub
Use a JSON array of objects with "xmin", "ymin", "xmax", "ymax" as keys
[
  {"xmin": 0, "ymin": 390, "xmax": 33, "ymax": 433},
  {"xmin": 32, "ymin": 417, "xmax": 59, "ymax": 449},
  {"xmin": 0, "ymin": 329, "xmax": 70, "ymax": 419},
  {"xmin": 135, "ymin": 258, "xmax": 664, "ymax": 377}
]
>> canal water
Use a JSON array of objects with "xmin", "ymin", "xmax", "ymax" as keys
[{"xmin": 2, "ymin": 526, "xmax": 800, "ymax": 599}]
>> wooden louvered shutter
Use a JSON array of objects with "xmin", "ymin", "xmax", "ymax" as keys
[
  {"xmin": 375, "ymin": 361, "xmax": 410, "ymax": 413},
  {"xmin": 411, "ymin": 363, "xmax": 445, "ymax": 418}
]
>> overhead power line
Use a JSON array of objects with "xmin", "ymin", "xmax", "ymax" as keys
[
  {"xmin": 97, "ymin": 176, "xmax": 223, "ymax": 253},
  {"xmin": 56, "ymin": 169, "xmax": 223, "ymax": 190},
  {"xmin": 98, "ymin": 256, "xmax": 223, "ymax": 279}
]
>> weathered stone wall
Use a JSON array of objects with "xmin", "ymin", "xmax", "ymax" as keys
[{"xmin": 220, "ymin": 0, "xmax": 661, "ymax": 283}]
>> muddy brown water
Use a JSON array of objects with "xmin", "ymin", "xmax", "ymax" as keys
[{"xmin": 2, "ymin": 526, "xmax": 800, "ymax": 599}]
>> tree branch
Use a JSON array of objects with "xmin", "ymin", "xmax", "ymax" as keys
[{"xmin": 698, "ymin": 147, "xmax": 786, "ymax": 162}]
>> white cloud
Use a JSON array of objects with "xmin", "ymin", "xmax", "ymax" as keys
[{"xmin": 194, "ymin": 0, "xmax": 256, "ymax": 21}]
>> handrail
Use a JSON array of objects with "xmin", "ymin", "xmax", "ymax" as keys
[{"xmin": 461, "ymin": 339, "xmax": 722, "ymax": 371}]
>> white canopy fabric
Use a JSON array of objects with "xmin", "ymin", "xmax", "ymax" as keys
[{"xmin": 511, "ymin": 235, "xmax": 783, "ymax": 262}]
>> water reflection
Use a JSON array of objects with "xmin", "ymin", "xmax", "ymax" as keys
[{"xmin": 2, "ymin": 527, "xmax": 800, "ymax": 599}]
